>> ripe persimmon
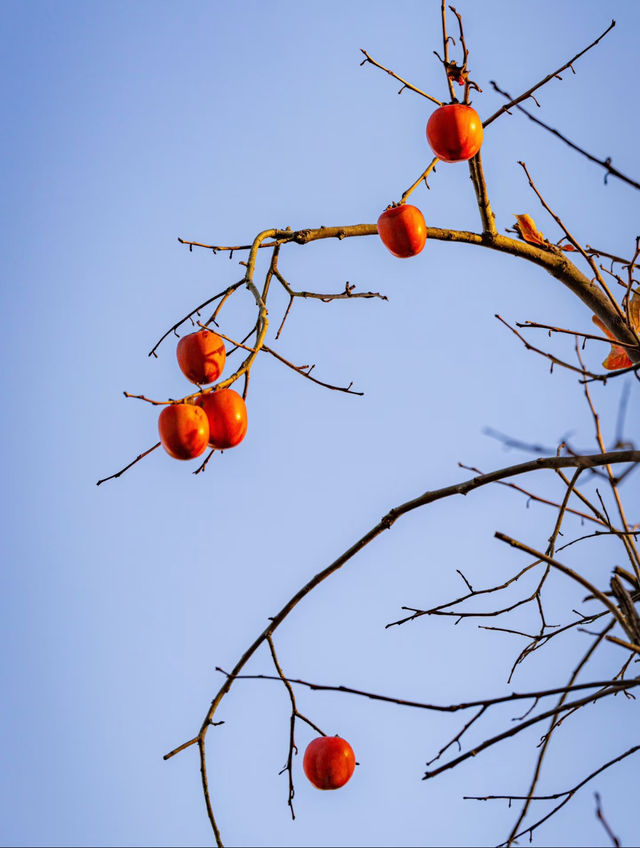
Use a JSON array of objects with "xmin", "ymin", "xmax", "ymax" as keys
[
  {"xmin": 177, "ymin": 329, "xmax": 226, "ymax": 385},
  {"xmin": 158, "ymin": 403, "xmax": 210, "ymax": 460},
  {"xmin": 303, "ymin": 736, "xmax": 356, "ymax": 790},
  {"xmin": 195, "ymin": 388, "xmax": 248, "ymax": 449},
  {"xmin": 426, "ymin": 103, "xmax": 483, "ymax": 162},
  {"xmin": 377, "ymin": 204, "xmax": 427, "ymax": 258}
]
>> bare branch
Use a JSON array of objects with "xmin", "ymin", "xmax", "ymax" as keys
[
  {"xmin": 96, "ymin": 442, "xmax": 161, "ymax": 486},
  {"xmin": 360, "ymin": 49, "xmax": 442, "ymax": 105},
  {"xmin": 164, "ymin": 449, "xmax": 640, "ymax": 839},
  {"xmin": 495, "ymin": 532, "xmax": 632, "ymax": 635},
  {"xmin": 491, "ymin": 80, "xmax": 640, "ymax": 191},
  {"xmin": 595, "ymin": 792, "xmax": 622, "ymax": 848},
  {"xmin": 213, "ymin": 669, "xmax": 638, "ymax": 715},
  {"xmin": 483, "ymin": 21, "xmax": 616, "ymax": 128}
]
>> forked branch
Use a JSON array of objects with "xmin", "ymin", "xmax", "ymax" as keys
[{"xmin": 164, "ymin": 449, "xmax": 640, "ymax": 845}]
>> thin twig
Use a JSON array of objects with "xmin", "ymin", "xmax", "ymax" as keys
[
  {"xmin": 595, "ymin": 792, "xmax": 622, "ymax": 848},
  {"xmin": 495, "ymin": 532, "xmax": 631, "ymax": 636},
  {"xmin": 440, "ymin": 1, "xmax": 456, "ymax": 102},
  {"xmin": 496, "ymin": 315, "xmax": 601, "ymax": 378},
  {"xmin": 518, "ymin": 320, "xmax": 639, "ymax": 349},
  {"xmin": 203, "ymin": 326, "xmax": 364, "ymax": 396},
  {"xmin": 518, "ymin": 161, "xmax": 624, "ymax": 321},
  {"xmin": 423, "ymin": 682, "xmax": 633, "ymax": 782},
  {"xmin": 360, "ymin": 49, "xmax": 442, "ymax": 105},
  {"xmin": 400, "ymin": 157, "xmax": 439, "ymax": 204},
  {"xmin": 491, "ymin": 80, "xmax": 640, "ymax": 191},
  {"xmin": 500, "ymin": 743, "xmax": 635, "ymax": 845},
  {"xmin": 484, "ymin": 21, "xmax": 616, "ymax": 128},
  {"xmin": 148, "ymin": 280, "xmax": 244, "ymax": 358},
  {"xmin": 504, "ymin": 622, "xmax": 614, "ymax": 844},
  {"xmin": 96, "ymin": 442, "xmax": 161, "ymax": 486},
  {"xmin": 213, "ymin": 669, "xmax": 637, "ymax": 715}
]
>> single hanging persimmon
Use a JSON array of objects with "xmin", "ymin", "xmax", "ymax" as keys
[
  {"xmin": 177, "ymin": 329, "xmax": 226, "ymax": 385},
  {"xmin": 195, "ymin": 388, "xmax": 248, "ymax": 449},
  {"xmin": 377, "ymin": 204, "xmax": 427, "ymax": 258},
  {"xmin": 426, "ymin": 103, "xmax": 483, "ymax": 162},
  {"xmin": 303, "ymin": 736, "xmax": 356, "ymax": 790},
  {"xmin": 158, "ymin": 403, "xmax": 210, "ymax": 460}
]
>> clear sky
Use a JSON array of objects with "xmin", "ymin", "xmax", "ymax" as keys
[{"xmin": 2, "ymin": 1, "xmax": 639, "ymax": 846}]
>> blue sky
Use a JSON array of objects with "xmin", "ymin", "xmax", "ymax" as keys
[{"xmin": 2, "ymin": 1, "xmax": 640, "ymax": 845}]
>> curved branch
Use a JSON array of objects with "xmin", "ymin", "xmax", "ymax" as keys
[
  {"xmin": 212, "ymin": 670, "xmax": 638, "ymax": 715},
  {"xmin": 164, "ymin": 448, "xmax": 640, "ymax": 843},
  {"xmin": 179, "ymin": 221, "xmax": 640, "ymax": 360},
  {"xmin": 425, "ymin": 228, "xmax": 640, "ymax": 356}
]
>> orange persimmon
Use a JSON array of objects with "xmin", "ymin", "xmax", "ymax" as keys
[
  {"xmin": 158, "ymin": 403, "xmax": 210, "ymax": 460},
  {"xmin": 177, "ymin": 329, "xmax": 226, "ymax": 385},
  {"xmin": 427, "ymin": 103, "xmax": 483, "ymax": 162},
  {"xmin": 303, "ymin": 736, "xmax": 356, "ymax": 790},
  {"xmin": 195, "ymin": 389, "xmax": 248, "ymax": 449},
  {"xmin": 377, "ymin": 204, "xmax": 427, "ymax": 258}
]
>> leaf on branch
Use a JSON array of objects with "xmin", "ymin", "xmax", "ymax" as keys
[
  {"xmin": 446, "ymin": 62, "xmax": 467, "ymax": 85},
  {"xmin": 631, "ymin": 291, "xmax": 640, "ymax": 329},
  {"xmin": 514, "ymin": 214, "xmax": 547, "ymax": 247},
  {"xmin": 592, "ymin": 294, "xmax": 640, "ymax": 370},
  {"xmin": 600, "ymin": 342, "xmax": 632, "ymax": 371}
]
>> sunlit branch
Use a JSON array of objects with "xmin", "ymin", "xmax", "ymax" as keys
[
  {"xmin": 518, "ymin": 161, "xmax": 623, "ymax": 319},
  {"xmin": 359, "ymin": 49, "xmax": 442, "ymax": 104},
  {"xmin": 148, "ymin": 280, "xmax": 244, "ymax": 357},
  {"xmin": 204, "ymin": 327, "xmax": 364, "ymax": 396},
  {"xmin": 401, "ymin": 157, "xmax": 439, "ymax": 204}
]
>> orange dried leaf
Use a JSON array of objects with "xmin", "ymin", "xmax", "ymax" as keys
[
  {"xmin": 602, "ymin": 347, "xmax": 632, "ymax": 370},
  {"xmin": 592, "ymin": 315, "xmax": 632, "ymax": 370},
  {"xmin": 514, "ymin": 214, "xmax": 547, "ymax": 246},
  {"xmin": 629, "ymin": 291, "xmax": 640, "ymax": 332},
  {"xmin": 592, "ymin": 314, "xmax": 616, "ymax": 341}
]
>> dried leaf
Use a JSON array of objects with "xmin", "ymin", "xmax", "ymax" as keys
[
  {"xmin": 592, "ymin": 315, "xmax": 632, "ymax": 370},
  {"xmin": 592, "ymin": 314, "xmax": 615, "ymax": 341},
  {"xmin": 602, "ymin": 345, "xmax": 632, "ymax": 370},
  {"xmin": 629, "ymin": 290, "xmax": 640, "ymax": 332},
  {"xmin": 446, "ymin": 64, "xmax": 467, "ymax": 85},
  {"xmin": 514, "ymin": 214, "xmax": 547, "ymax": 246}
]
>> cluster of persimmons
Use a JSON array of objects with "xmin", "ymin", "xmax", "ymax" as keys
[
  {"xmin": 159, "ymin": 101, "xmax": 481, "ymax": 485},
  {"xmin": 157, "ymin": 102, "xmax": 482, "ymax": 789},
  {"xmin": 157, "ymin": 330, "xmax": 248, "ymax": 460}
]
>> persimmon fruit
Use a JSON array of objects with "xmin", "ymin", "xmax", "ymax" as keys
[
  {"xmin": 195, "ymin": 388, "xmax": 248, "ymax": 449},
  {"xmin": 377, "ymin": 204, "xmax": 427, "ymax": 258},
  {"xmin": 176, "ymin": 329, "xmax": 226, "ymax": 385},
  {"xmin": 426, "ymin": 103, "xmax": 483, "ymax": 162},
  {"xmin": 303, "ymin": 736, "xmax": 356, "ymax": 790},
  {"xmin": 158, "ymin": 403, "xmax": 210, "ymax": 460}
]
